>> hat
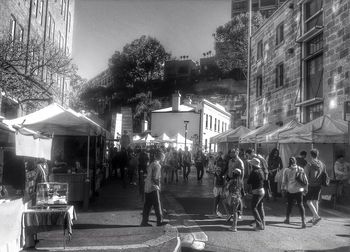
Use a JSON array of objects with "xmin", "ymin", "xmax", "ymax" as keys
[{"xmin": 248, "ymin": 157, "xmax": 261, "ymax": 168}]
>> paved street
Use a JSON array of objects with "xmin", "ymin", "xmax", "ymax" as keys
[{"xmin": 162, "ymin": 168, "xmax": 350, "ymax": 252}]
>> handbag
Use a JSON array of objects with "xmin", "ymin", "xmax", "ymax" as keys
[
  {"xmin": 320, "ymin": 171, "xmax": 330, "ymax": 187},
  {"xmin": 295, "ymin": 168, "xmax": 308, "ymax": 186}
]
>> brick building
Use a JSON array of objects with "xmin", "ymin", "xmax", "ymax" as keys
[
  {"xmin": 231, "ymin": 0, "xmax": 287, "ymax": 18},
  {"xmin": 248, "ymin": 0, "xmax": 350, "ymax": 128},
  {"xmin": 0, "ymin": 0, "xmax": 75, "ymax": 117}
]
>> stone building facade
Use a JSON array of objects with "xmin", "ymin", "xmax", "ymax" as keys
[
  {"xmin": 248, "ymin": 0, "xmax": 350, "ymax": 128},
  {"xmin": 231, "ymin": 0, "xmax": 288, "ymax": 18},
  {"xmin": 0, "ymin": 0, "xmax": 75, "ymax": 116}
]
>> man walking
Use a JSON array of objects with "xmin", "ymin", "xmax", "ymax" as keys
[
  {"xmin": 305, "ymin": 148, "xmax": 328, "ymax": 225},
  {"xmin": 141, "ymin": 150, "xmax": 165, "ymax": 227},
  {"xmin": 183, "ymin": 146, "xmax": 192, "ymax": 181}
]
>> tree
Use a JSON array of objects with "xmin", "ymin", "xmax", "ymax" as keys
[
  {"xmin": 0, "ymin": 35, "xmax": 75, "ymax": 110},
  {"xmin": 128, "ymin": 92, "xmax": 161, "ymax": 122},
  {"xmin": 109, "ymin": 35, "xmax": 171, "ymax": 97},
  {"xmin": 214, "ymin": 12, "xmax": 264, "ymax": 79}
]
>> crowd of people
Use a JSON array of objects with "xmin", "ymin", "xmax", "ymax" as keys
[{"xmin": 109, "ymin": 144, "xmax": 348, "ymax": 231}]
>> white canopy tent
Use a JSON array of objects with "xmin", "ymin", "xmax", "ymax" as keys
[
  {"xmin": 133, "ymin": 133, "xmax": 155, "ymax": 145},
  {"xmin": 171, "ymin": 133, "xmax": 193, "ymax": 151},
  {"xmin": 256, "ymin": 120, "xmax": 302, "ymax": 143},
  {"xmin": 5, "ymin": 103, "xmax": 107, "ymax": 137},
  {"xmin": 278, "ymin": 115, "xmax": 348, "ymax": 144},
  {"xmin": 156, "ymin": 133, "xmax": 174, "ymax": 143},
  {"xmin": 5, "ymin": 103, "xmax": 111, "ymax": 179},
  {"xmin": 239, "ymin": 123, "xmax": 279, "ymax": 144}
]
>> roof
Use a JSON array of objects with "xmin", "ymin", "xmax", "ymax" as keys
[{"xmin": 152, "ymin": 104, "xmax": 196, "ymax": 113}]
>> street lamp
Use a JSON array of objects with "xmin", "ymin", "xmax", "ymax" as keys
[{"xmin": 184, "ymin": 120, "xmax": 189, "ymax": 149}]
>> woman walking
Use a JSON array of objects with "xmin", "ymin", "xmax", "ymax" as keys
[
  {"xmin": 281, "ymin": 157, "xmax": 307, "ymax": 228},
  {"xmin": 267, "ymin": 148, "xmax": 283, "ymax": 200},
  {"xmin": 247, "ymin": 157, "xmax": 265, "ymax": 231}
]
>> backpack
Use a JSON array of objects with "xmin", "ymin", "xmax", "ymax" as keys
[
  {"xmin": 295, "ymin": 167, "xmax": 308, "ymax": 186},
  {"xmin": 320, "ymin": 170, "xmax": 330, "ymax": 187}
]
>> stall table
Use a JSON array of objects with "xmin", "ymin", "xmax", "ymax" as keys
[{"xmin": 22, "ymin": 205, "xmax": 77, "ymax": 248}]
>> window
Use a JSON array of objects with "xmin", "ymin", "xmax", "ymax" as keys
[
  {"xmin": 305, "ymin": 33, "xmax": 323, "ymax": 100},
  {"xmin": 58, "ymin": 31, "xmax": 62, "ymax": 49},
  {"xmin": 257, "ymin": 40, "xmax": 263, "ymax": 60},
  {"xmin": 276, "ymin": 22, "xmax": 284, "ymax": 45},
  {"xmin": 205, "ymin": 139, "xmax": 208, "ymax": 150},
  {"xmin": 33, "ymin": 0, "xmax": 38, "ymax": 17},
  {"xmin": 61, "ymin": 0, "xmax": 64, "ymax": 14},
  {"xmin": 52, "ymin": 19, "xmax": 55, "ymax": 43},
  {"xmin": 304, "ymin": 0, "xmax": 323, "ymax": 33},
  {"xmin": 214, "ymin": 118, "xmax": 217, "ymax": 131},
  {"xmin": 256, "ymin": 75, "xmax": 263, "ymax": 97},
  {"xmin": 260, "ymin": 0, "xmax": 276, "ymax": 7},
  {"xmin": 39, "ymin": 0, "xmax": 44, "ymax": 25},
  {"xmin": 205, "ymin": 114, "xmax": 208, "ymax": 129},
  {"xmin": 18, "ymin": 25, "xmax": 24, "ymax": 43},
  {"xmin": 10, "ymin": 15, "xmax": 16, "ymax": 42},
  {"xmin": 306, "ymin": 54, "xmax": 323, "ymax": 99},
  {"xmin": 218, "ymin": 120, "xmax": 220, "ymax": 133},
  {"xmin": 68, "ymin": 12, "xmax": 71, "ymax": 32},
  {"xmin": 63, "ymin": 0, "xmax": 67, "ymax": 20},
  {"xmin": 275, "ymin": 63, "xmax": 284, "ymax": 88},
  {"xmin": 48, "ymin": 13, "xmax": 52, "ymax": 40},
  {"xmin": 306, "ymin": 103, "xmax": 323, "ymax": 122},
  {"xmin": 306, "ymin": 33, "xmax": 323, "ymax": 56},
  {"xmin": 209, "ymin": 115, "xmax": 212, "ymax": 130}
]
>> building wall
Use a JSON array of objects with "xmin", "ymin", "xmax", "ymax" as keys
[
  {"xmin": 322, "ymin": 0, "xmax": 350, "ymax": 119},
  {"xmin": 0, "ymin": 0, "xmax": 75, "ymax": 112},
  {"xmin": 249, "ymin": 0, "xmax": 300, "ymax": 127},
  {"xmin": 202, "ymin": 101, "xmax": 231, "ymax": 152},
  {"xmin": 151, "ymin": 112, "xmax": 201, "ymax": 142},
  {"xmin": 248, "ymin": 0, "xmax": 350, "ymax": 128}
]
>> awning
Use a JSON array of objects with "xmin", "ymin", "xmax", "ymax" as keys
[
  {"xmin": 1, "ymin": 118, "xmax": 52, "ymax": 159},
  {"xmin": 210, "ymin": 126, "xmax": 251, "ymax": 144},
  {"xmin": 5, "ymin": 103, "xmax": 109, "ymax": 137},
  {"xmin": 239, "ymin": 123, "xmax": 279, "ymax": 144},
  {"xmin": 278, "ymin": 115, "xmax": 348, "ymax": 144},
  {"xmin": 256, "ymin": 120, "xmax": 302, "ymax": 143},
  {"xmin": 210, "ymin": 128, "xmax": 235, "ymax": 144}
]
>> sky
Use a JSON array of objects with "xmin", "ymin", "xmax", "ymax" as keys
[{"xmin": 72, "ymin": 0, "xmax": 231, "ymax": 79}]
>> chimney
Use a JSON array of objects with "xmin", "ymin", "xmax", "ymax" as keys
[{"xmin": 172, "ymin": 91, "xmax": 181, "ymax": 111}]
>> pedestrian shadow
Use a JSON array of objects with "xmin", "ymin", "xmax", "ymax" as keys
[
  {"xmin": 335, "ymin": 234, "xmax": 350, "ymax": 238},
  {"xmin": 73, "ymin": 223, "xmax": 140, "ymax": 229},
  {"xmin": 265, "ymin": 220, "xmax": 306, "ymax": 229},
  {"xmin": 306, "ymin": 246, "xmax": 350, "ymax": 251}
]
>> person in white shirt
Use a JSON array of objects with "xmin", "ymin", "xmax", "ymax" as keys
[{"xmin": 141, "ymin": 150, "xmax": 165, "ymax": 227}]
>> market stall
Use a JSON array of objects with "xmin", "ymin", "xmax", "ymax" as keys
[
  {"xmin": 277, "ymin": 115, "xmax": 349, "ymax": 207},
  {"xmin": 0, "ymin": 117, "xmax": 54, "ymax": 251},
  {"xmin": 5, "ymin": 103, "xmax": 111, "ymax": 206}
]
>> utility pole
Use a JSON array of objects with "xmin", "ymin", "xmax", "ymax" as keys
[{"xmin": 246, "ymin": 0, "xmax": 252, "ymax": 128}]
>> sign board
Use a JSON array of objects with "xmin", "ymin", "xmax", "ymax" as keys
[
  {"xmin": 121, "ymin": 107, "xmax": 133, "ymax": 136},
  {"xmin": 344, "ymin": 101, "xmax": 350, "ymax": 121}
]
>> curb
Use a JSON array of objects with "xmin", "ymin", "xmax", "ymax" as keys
[{"xmin": 26, "ymin": 225, "xmax": 180, "ymax": 251}]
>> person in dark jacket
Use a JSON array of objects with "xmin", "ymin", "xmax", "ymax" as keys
[
  {"xmin": 267, "ymin": 148, "xmax": 283, "ymax": 200},
  {"xmin": 247, "ymin": 157, "xmax": 266, "ymax": 231}
]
